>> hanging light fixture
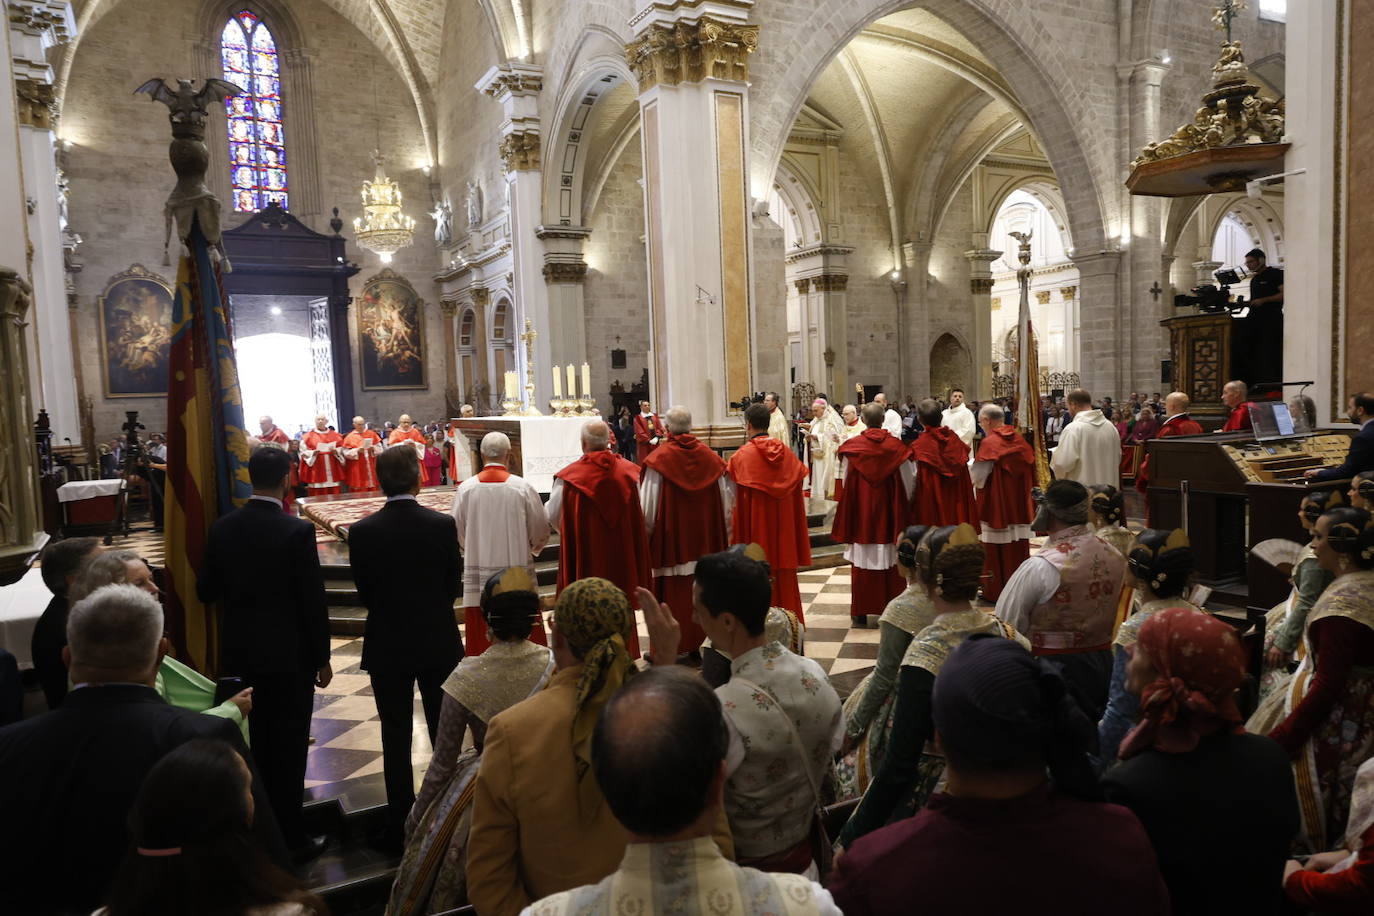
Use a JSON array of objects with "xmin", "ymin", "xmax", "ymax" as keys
[
  {"xmin": 352, "ymin": 62, "xmax": 415, "ymax": 263},
  {"xmin": 353, "ymin": 149, "xmax": 416, "ymax": 263}
]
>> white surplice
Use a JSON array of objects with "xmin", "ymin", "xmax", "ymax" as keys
[{"xmin": 451, "ymin": 467, "xmax": 552, "ymax": 607}]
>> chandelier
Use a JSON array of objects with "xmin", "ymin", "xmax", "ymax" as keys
[{"xmin": 353, "ymin": 150, "xmax": 415, "ymax": 263}]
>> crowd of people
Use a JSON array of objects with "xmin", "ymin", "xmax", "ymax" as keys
[{"xmin": 5, "ymin": 385, "xmax": 1374, "ymax": 915}]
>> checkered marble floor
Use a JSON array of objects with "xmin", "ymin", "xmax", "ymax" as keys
[{"xmin": 303, "ymin": 564, "xmax": 874, "ymax": 790}]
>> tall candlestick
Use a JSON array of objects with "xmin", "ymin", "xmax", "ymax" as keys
[
  {"xmin": 552, "ymin": 369, "xmax": 562, "ymax": 399},
  {"xmin": 566, "ymin": 364, "xmax": 576, "ymax": 399},
  {"xmin": 582, "ymin": 363, "xmax": 591, "ymax": 399},
  {"xmin": 505, "ymin": 371, "xmax": 518, "ymax": 399}
]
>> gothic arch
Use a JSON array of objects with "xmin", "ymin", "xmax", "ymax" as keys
[{"xmin": 929, "ymin": 331, "xmax": 973, "ymax": 399}]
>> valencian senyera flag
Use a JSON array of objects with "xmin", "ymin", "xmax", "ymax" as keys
[
  {"xmin": 163, "ymin": 216, "xmax": 252, "ymax": 674},
  {"xmin": 1015, "ymin": 256, "xmax": 1053, "ymax": 491}
]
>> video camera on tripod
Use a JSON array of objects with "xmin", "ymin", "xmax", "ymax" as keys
[
  {"xmin": 1174, "ymin": 266, "xmax": 1250, "ymax": 314},
  {"xmin": 729, "ymin": 392, "xmax": 767, "ymax": 412}
]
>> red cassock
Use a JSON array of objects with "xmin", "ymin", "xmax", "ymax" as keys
[
  {"xmin": 258, "ymin": 427, "xmax": 295, "ymax": 509},
  {"xmin": 726, "ymin": 435, "xmax": 811, "ymax": 620},
  {"xmin": 342, "ymin": 429, "xmax": 382, "ymax": 492},
  {"xmin": 910, "ymin": 426, "xmax": 979, "ymax": 528},
  {"xmin": 553, "ymin": 450, "xmax": 648, "ymax": 657},
  {"xmin": 633, "ymin": 413, "xmax": 666, "ymax": 464},
  {"xmin": 833, "ymin": 428, "xmax": 913, "ymax": 623},
  {"xmin": 975, "ymin": 425, "xmax": 1036, "ymax": 601},
  {"xmin": 643, "ymin": 434, "xmax": 729, "ymax": 653},
  {"xmin": 444, "ymin": 422, "xmax": 464, "ymax": 483},
  {"xmin": 388, "ymin": 426, "xmax": 427, "ymax": 449},
  {"xmin": 260, "ymin": 426, "xmax": 290, "ymax": 448},
  {"xmin": 1222, "ymin": 402, "xmax": 1257, "ymax": 432},
  {"xmin": 300, "ymin": 429, "xmax": 345, "ymax": 495},
  {"xmin": 1137, "ymin": 413, "xmax": 1206, "ymax": 513}
]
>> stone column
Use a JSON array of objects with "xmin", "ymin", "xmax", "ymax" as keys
[
  {"xmin": 1126, "ymin": 60, "xmax": 1170, "ymax": 391},
  {"xmin": 439, "ymin": 299, "xmax": 460, "ymax": 416},
  {"xmin": 469, "ymin": 286, "xmax": 493, "ymax": 408},
  {"xmin": 964, "ymin": 244, "xmax": 1002, "ymax": 400},
  {"xmin": 793, "ymin": 277, "xmax": 814, "ymax": 386},
  {"xmin": 10, "ymin": 0, "xmax": 79, "ymax": 444},
  {"xmin": 812, "ymin": 273, "xmax": 849, "ymax": 400},
  {"xmin": 537, "ymin": 225, "xmax": 590, "ymax": 398},
  {"xmin": 1059, "ymin": 285, "xmax": 1079, "ymax": 374},
  {"xmin": 478, "ymin": 62, "xmax": 550, "ymax": 411},
  {"xmin": 0, "ymin": 268, "xmax": 47, "ymax": 581},
  {"xmin": 902, "ymin": 240, "xmax": 933, "ymax": 400},
  {"xmin": 627, "ymin": 1, "xmax": 758, "ymax": 439},
  {"xmin": 1071, "ymin": 251, "xmax": 1124, "ymax": 397}
]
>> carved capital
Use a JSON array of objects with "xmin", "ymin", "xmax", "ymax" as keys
[
  {"xmin": 1035, "ymin": 289, "xmax": 1052, "ymax": 305},
  {"xmin": 626, "ymin": 17, "xmax": 759, "ymax": 90},
  {"xmin": 470, "ymin": 287, "xmax": 491, "ymax": 308},
  {"xmin": 793, "ymin": 277, "xmax": 811, "ymax": 294},
  {"xmin": 970, "ymin": 278, "xmax": 995, "ymax": 295},
  {"xmin": 7, "ymin": 1, "xmax": 74, "ymax": 43},
  {"xmin": 1060, "ymin": 285, "xmax": 1078, "ymax": 300},
  {"xmin": 542, "ymin": 261, "xmax": 587, "ymax": 284},
  {"xmin": 478, "ymin": 65, "xmax": 544, "ymax": 100},
  {"xmin": 439, "ymin": 299, "xmax": 458, "ymax": 317},
  {"xmin": 0, "ymin": 267, "xmax": 34, "ymax": 321},
  {"xmin": 14, "ymin": 78, "xmax": 56, "ymax": 130},
  {"xmin": 991, "ymin": 297, "xmax": 1002, "ymax": 310},
  {"xmin": 499, "ymin": 130, "xmax": 541, "ymax": 172},
  {"xmin": 811, "ymin": 273, "xmax": 848, "ymax": 293}
]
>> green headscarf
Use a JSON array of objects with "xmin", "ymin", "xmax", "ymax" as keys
[{"xmin": 555, "ymin": 577, "xmax": 636, "ymax": 811}]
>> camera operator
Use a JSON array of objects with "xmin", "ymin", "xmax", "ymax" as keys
[
  {"xmin": 140, "ymin": 433, "xmax": 168, "ymax": 531},
  {"xmin": 1242, "ymin": 247, "xmax": 1284, "ymax": 385}
]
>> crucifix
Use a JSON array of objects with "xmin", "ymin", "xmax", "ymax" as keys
[
  {"xmin": 1211, "ymin": 0, "xmax": 1245, "ymax": 42},
  {"xmin": 1149, "ymin": 281, "xmax": 1163, "ymax": 302},
  {"xmin": 520, "ymin": 318, "xmax": 538, "ymax": 412}
]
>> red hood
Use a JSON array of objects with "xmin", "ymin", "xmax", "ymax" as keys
[
  {"xmin": 555, "ymin": 450, "xmax": 641, "ymax": 525},
  {"xmin": 838, "ymin": 428, "xmax": 911, "ymax": 485},
  {"xmin": 975, "ymin": 425, "xmax": 1034, "ymax": 466},
  {"xmin": 728, "ymin": 436, "xmax": 806, "ymax": 497},
  {"xmin": 642, "ymin": 433, "xmax": 726, "ymax": 491},
  {"xmin": 911, "ymin": 426, "xmax": 971, "ymax": 476}
]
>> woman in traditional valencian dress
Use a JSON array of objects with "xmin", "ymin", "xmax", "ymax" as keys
[
  {"xmin": 1096, "ymin": 528, "xmax": 1199, "ymax": 769},
  {"xmin": 1258, "ymin": 489, "xmax": 1340, "ymax": 704},
  {"xmin": 837, "ymin": 524, "xmax": 1029, "ymax": 848},
  {"xmin": 387, "ymin": 568, "xmax": 556, "ymax": 915},
  {"xmin": 834, "ymin": 525, "xmax": 933, "ymax": 801},
  {"xmin": 1251, "ymin": 506, "xmax": 1374, "ymax": 851},
  {"xmin": 1089, "ymin": 485, "xmax": 1134, "ymax": 558},
  {"xmin": 1348, "ymin": 470, "xmax": 1374, "ymax": 511}
]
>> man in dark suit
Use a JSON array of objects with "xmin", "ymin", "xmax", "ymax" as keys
[
  {"xmin": 348, "ymin": 445, "xmax": 463, "ymax": 846},
  {"xmin": 1308, "ymin": 391, "xmax": 1374, "ymax": 482},
  {"xmin": 199, "ymin": 446, "xmax": 331, "ymax": 860},
  {"xmin": 30, "ymin": 535, "xmax": 103, "ymax": 710},
  {"xmin": 0, "ymin": 583, "xmax": 287, "ymax": 914}
]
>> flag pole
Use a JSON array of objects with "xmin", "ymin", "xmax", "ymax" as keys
[{"xmin": 1012, "ymin": 231, "xmax": 1052, "ymax": 490}]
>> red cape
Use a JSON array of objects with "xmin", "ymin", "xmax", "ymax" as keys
[
  {"xmin": 644, "ymin": 435, "xmax": 728, "ymax": 569},
  {"xmin": 910, "ymin": 427, "xmax": 979, "ymax": 528},
  {"xmin": 1136, "ymin": 414, "xmax": 1205, "ymax": 493},
  {"xmin": 726, "ymin": 436, "xmax": 811, "ymax": 569},
  {"xmin": 554, "ymin": 450, "xmax": 651, "ymax": 617},
  {"xmin": 833, "ymin": 429, "xmax": 911, "ymax": 545},
  {"xmin": 975, "ymin": 426, "xmax": 1035, "ymax": 529},
  {"xmin": 634, "ymin": 413, "xmax": 665, "ymax": 464},
  {"xmin": 1222, "ymin": 403, "xmax": 1256, "ymax": 432}
]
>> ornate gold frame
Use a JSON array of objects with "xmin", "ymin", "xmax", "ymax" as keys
[
  {"xmin": 357, "ymin": 267, "xmax": 427, "ymax": 391},
  {"xmin": 96, "ymin": 263, "xmax": 173, "ymax": 399}
]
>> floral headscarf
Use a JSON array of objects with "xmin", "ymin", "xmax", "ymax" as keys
[
  {"xmin": 555, "ymin": 577, "xmax": 636, "ymax": 810},
  {"xmin": 1118, "ymin": 606, "xmax": 1246, "ymax": 759}
]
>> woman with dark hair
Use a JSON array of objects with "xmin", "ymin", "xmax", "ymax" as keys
[
  {"xmin": 1258, "ymin": 489, "xmax": 1340, "ymax": 703},
  {"xmin": 388, "ymin": 567, "xmax": 556, "ymax": 915},
  {"xmin": 837, "ymin": 524, "xmax": 1029, "ymax": 847},
  {"xmin": 835, "ymin": 525, "xmax": 933, "ymax": 800},
  {"xmin": 830, "ymin": 636, "xmax": 1169, "ymax": 916},
  {"xmin": 1103, "ymin": 607, "xmax": 1299, "ymax": 915},
  {"xmin": 99, "ymin": 739, "xmax": 325, "ymax": 916},
  {"xmin": 1349, "ymin": 470, "xmax": 1374, "ymax": 512},
  {"xmin": 1284, "ymin": 757, "xmax": 1374, "ymax": 913},
  {"xmin": 1253, "ymin": 507, "xmax": 1374, "ymax": 852},
  {"xmin": 1097, "ymin": 528, "xmax": 1199, "ymax": 768},
  {"xmin": 1088, "ymin": 485, "xmax": 1133, "ymax": 558}
]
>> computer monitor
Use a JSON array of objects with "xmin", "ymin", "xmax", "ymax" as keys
[{"xmin": 1249, "ymin": 401, "xmax": 1309, "ymax": 440}]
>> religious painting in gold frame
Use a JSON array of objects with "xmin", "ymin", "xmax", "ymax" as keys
[
  {"xmin": 97, "ymin": 263, "xmax": 174, "ymax": 398},
  {"xmin": 358, "ymin": 268, "xmax": 427, "ymax": 390}
]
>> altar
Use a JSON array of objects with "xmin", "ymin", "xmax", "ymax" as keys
[{"xmin": 454, "ymin": 416, "xmax": 590, "ymax": 492}]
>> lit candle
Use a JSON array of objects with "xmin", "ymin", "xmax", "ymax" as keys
[
  {"xmin": 552, "ymin": 369, "xmax": 562, "ymax": 399},
  {"xmin": 566, "ymin": 364, "xmax": 576, "ymax": 399},
  {"xmin": 582, "ymin": 363, "xmax": 591, "ymax": 398},
  {"xmin": 505, "ymin": 371, "xmax": 517, "ymax": 399}
]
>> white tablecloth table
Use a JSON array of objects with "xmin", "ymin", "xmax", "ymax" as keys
[
  {"xmin": 0, "ymin": 567, "xmax": 51, "ymax": 669},
  {"xmin": 56, "ymin": 479, "xmax": 125, "ymax": 503}
]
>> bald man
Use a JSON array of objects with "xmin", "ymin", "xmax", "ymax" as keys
[
  {"xmin": 257, "ymin": 415, "xmax": 290, "ymax": 449},
  {"xmin": 388, "ymin": 413, "xmax": 428, "ymax": 459},
  {"xmin": 547, "ymin": 421, "xmax": 649, "ymax": 656},
  {"xmin": 1136, "ymin": 391, "xmax": 1206, "ymax": 517},
  {"xmin": 1219, "ymin": 380, "xmax": 1257, "ymax": 433},
  {"xmin": 342, "ymin": 416, "xmax": 384, "ymax": 493},
  {"xmin": 300, "ymin": 413, "xmax": 345, "ymax": 495}
]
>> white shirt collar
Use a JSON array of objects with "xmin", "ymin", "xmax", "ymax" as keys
[
  {"xmin": 386, "ymin": 493, "xmax": 418, "ymax": 502},
  {"xmin": 248, "ymin": 494, "xmax": 283, "ymax": 508}
]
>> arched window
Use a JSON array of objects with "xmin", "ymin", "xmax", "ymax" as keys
[{"xmin": 221, "ymin": 9, "xmax": 288, "ymax": 212}]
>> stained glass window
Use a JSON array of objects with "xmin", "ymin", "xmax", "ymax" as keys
[{"xmin": 221, "ymin": 10, "xmax": 288, "ymax": 212}]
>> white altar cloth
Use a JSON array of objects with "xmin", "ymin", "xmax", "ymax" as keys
[{"xmin": 455, "ymin": 416, "xmax": 590, "ymax": 493}]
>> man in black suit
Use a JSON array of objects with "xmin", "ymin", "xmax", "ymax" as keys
[
  {"xmin": 348, "ymin": 445, "xmax": 463, "ymax": 845},
  {"xmin": 0, "ymin": 583, "xmax": 287, "ymax": 914},
  {"xmin": 30, "ymin": 535, "xmax": 103, "ymax": 710},
  {"xmin": 1308, "ymin": 391, "xmax": 1374, "ymax": 482},
  {"xmin": 199, "ymin": 446, "xmax": 331, "ymax": 860}
]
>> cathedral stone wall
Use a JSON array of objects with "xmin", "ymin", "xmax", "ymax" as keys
[
  {"xmin": 582, "ymin": 139, "xmax": 650, "ymax": 411},
  {"xmin": 63, "ymin": 0, "xmax": 440, "ymax": 440},
  {"xmin": 925, "ymin": 179, "xmax": 978, "ymax": 397},
  {"xmin": 835, "ymin": 134, "xmax": 900, "ymax": 399}
]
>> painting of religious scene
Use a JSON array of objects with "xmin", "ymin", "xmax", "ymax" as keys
[
  {"xmin": 98, "ymin": 264, "xmax": 173, "ymax": 398},
  {"xmin": 358, "ymin": 269, "xmax": 426, "ymax": 390}
]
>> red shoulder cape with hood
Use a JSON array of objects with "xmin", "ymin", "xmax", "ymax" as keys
[
  {"xmin": 832, "ymin": 428, "xmax": 912, "ymax": 545},
  {"xmin": 726, "ymin": 435, "xmax": 811, "ymax": 569},
  {"xmin": 643, "ymin": 434, "xmax": 728, "ymax": 568},
  {"xmin": 554, "ymin": 450, "xmax": 651, "ymax": 606},
  {"xmin": 975, "ymin": 425, "xmax": 1035, "ymax": 529},
  {"xmin": 910, "ymin": 426, "xmax": 979, "ymax": 529}
]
